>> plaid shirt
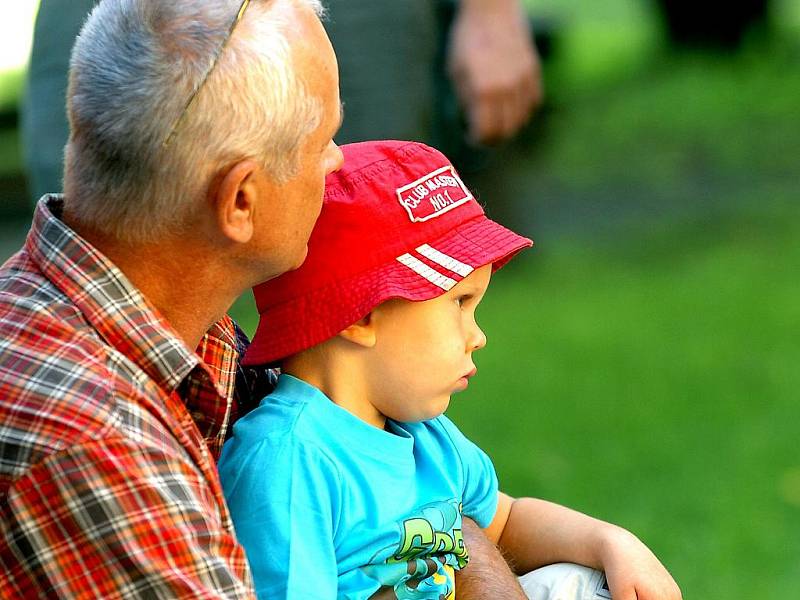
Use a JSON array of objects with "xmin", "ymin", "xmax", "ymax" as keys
[{"xmin": 0, "ymin": 197, "xmax": 262, "ymax": 598}]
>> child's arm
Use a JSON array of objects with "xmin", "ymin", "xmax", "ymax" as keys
[{"xmin": 485, "ymin": 492, "xmax": 683, "ymax": 600}]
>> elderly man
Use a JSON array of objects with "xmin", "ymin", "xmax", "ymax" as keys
[
  {"xmin": 1, "ymin": 0, "xmax": 529, "ymax": 597},
  {"xmin": 0, "ymin": 0, "xmax": 339, "ymax": 595}
]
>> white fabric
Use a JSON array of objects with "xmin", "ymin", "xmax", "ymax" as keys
[
  {"xmin": 415, "ymin": 244, "xmax": 474, "ymax": 277},
  {"xmin": 396, "ymin": 253, "xmax": 457, "ymax": 290},
  {"xmin": 519, "ymin": 563, "xmax": 612, "ymax": 600}
]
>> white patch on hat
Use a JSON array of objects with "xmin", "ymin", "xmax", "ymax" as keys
[
  {"xmin": 396, "ymin": 253, "xmax": 456, "ymax": 290},
  {"xmin": 416, "ymin": 244, "xmax": 474, "ymax": 277},
  {"xmin": 396, "ymin": 165, "xmax": 473, "ymax": 223}
]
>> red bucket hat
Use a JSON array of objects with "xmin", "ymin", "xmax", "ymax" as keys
[{"xmin": 243, "ymin": 140, "xmax": 533, "ymax": 366}]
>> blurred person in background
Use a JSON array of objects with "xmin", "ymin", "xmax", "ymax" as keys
[
  {"xmin": 3, "ymin": 0, "xmax": 542, "ymax": 596},
  {"xmin": 22, "ymin": 0, "xmax": 543, "ymax": 203},
  {"xmin": 21, "ymin": 0, "xmax": 96, "ymax": 202},
  {"xmin": 325, "ymin": 0, "xmax": 542, "ymax": 147}
]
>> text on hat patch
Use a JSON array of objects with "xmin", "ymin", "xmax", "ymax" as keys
[{"xmin": 396, "ymin": 165, "xmax": 473, "ymax": 223}]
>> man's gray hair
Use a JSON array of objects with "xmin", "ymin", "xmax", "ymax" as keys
[{"xmin": 64, "ymin": 0, "xmax": 325, "ymax": 243}]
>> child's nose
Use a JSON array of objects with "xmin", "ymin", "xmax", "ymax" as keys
[{"xmin": 468, "ymin": 322, "xmax": 487, "ymax": 352}]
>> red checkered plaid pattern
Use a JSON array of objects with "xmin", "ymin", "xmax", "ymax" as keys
[{"xmin": 0, "ymin": 197, "xmax": 255, "ymax": 598}]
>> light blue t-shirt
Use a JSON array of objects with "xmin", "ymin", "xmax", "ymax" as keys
[{"xmin": 218, "ymin": 374, "xmax": 499, "ymax": 600}]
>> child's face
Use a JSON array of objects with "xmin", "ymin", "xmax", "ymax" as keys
[{"xmin": 366, "ymin": 264, "xmax": 492, "ymax": 424}]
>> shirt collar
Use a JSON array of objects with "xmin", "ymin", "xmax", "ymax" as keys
[{"xmin": 26, "ymin": 196, "xmax": 238, "ymax": 418}]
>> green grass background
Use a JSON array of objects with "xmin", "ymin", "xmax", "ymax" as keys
[
  {"xmin": 440, "ymin": 1, "xmax": 800, "ymax": 595},
  {"xmin": 2, "ymin": 0, "xmax": 800, "ymax": 596}
]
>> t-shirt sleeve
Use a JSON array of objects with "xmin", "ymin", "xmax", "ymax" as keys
[
  {"xmin": 218, "ymin": 433, "xmax": 340, "ymax": 599},
  {"xmin": 435, "ymin": 415, "xmax": 499, "ymax": 529}
]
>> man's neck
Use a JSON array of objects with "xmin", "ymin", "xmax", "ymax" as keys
[
  {"xmin": 66, "ymin": 219, "xmax": 242, "ymax": 350},
  {"xmin": 125, "ymin": 249, "xmax": 232, "ymax": 349}
]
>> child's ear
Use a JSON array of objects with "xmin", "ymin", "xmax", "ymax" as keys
[{"xmin": 338, "ymin": 313, "xmax": 377, "ymax": 348}]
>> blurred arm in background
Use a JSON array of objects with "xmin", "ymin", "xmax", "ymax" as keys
[{"xmin": 447, "ymin": 0, "xmax": 543, "ymax": 145}]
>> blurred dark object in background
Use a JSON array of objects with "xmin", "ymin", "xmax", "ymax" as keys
[
  {"xmin": 655, "ymin": 0, "xmax": 771, "ymax": 49},
  {"xmin": 0, "ymin": 100, "xmax": 27, "ymax": 220}
]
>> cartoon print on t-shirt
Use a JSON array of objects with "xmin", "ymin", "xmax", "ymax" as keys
[{"xmin": 364, "ymin": 500, "xmax": 468, "ymax": 599}]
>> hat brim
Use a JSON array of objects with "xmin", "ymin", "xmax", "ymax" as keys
[{"xmin": 242, "ymin": 214, "xmax": 532, "ymax": 367}]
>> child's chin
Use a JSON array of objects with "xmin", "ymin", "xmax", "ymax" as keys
[
  {"xmin": 394, "ymin": 397, "xmax": 451, "ymax": 423},
  {"xmin": 428, "ymin": 397, "xmax": 451, "ymax": 419}
]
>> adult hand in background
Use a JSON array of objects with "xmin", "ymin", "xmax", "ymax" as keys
[{"xmin": 448, "ymin": 0, "xmax": 544, "ymax": 145}]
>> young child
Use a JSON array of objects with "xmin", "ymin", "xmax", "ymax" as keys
[{"xmin": 218, "ymin": 141, "xmax": 680, "ymax": 600}]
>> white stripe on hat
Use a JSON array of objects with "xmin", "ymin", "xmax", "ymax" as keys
[
  {"xmin": 396, "ymin": 254, "xmax": 457, "ymax": 291},
  {"xmin": 416, "ymin": 244, "xmax": 474, "ymax": 277}
]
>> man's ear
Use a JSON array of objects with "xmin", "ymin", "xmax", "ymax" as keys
[
  {"xmin": 338, "ymin": 313, "xmax": 377, "ymax": 348},
  {"xmin": 211, "ymin": 159, "xmax": 264, "ymax": 244}
]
